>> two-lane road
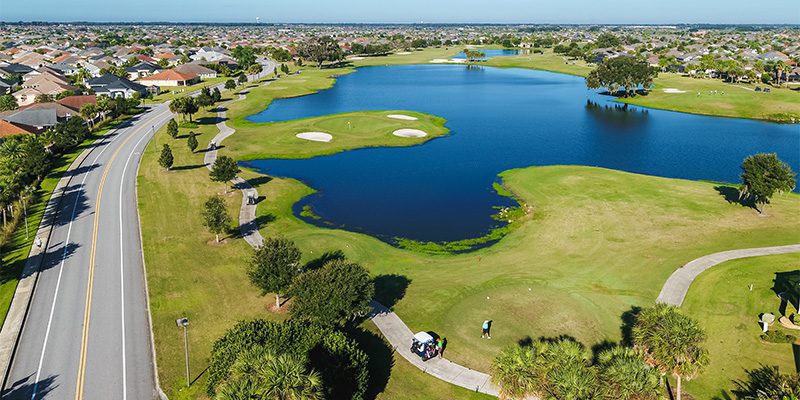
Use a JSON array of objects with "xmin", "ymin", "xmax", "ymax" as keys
[{"xmin": 3, "ymin": 104, "xmax": 174, "ymax": 400}]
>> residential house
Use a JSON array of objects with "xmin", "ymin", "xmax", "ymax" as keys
[
  {"xmin": 138, "ymin": 69, "xmax": 200, "ymax": 87},
  {"xmin": 57, "ymin": 95, "xmax": 97, "ymax": 111},
  {"xmin": 126, "ymin": 61, "xmax": 162, "ymax": 80},
  {"xmin": 175, "ymin": 63, "xmax": 218, "ymax": 79},
  {"xmin": 0, "ymin": 119, "xmax": 32, "ymax": 137},
  {"xmin": 0, "ymin": 108, "xmax": 58, "ymax": 134},
  {"xmin": 87, "ymin": 74, "xmax": 149, "ymax": 98},
  {"xmin": 19, "ymin": 101, "xmax": 79, "ymax": 120}
]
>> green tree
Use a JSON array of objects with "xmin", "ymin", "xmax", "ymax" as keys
[
  {"xmin": 586, "ymin": 56, "xmax": 658, "ymax": 97},
  {"xmin": 491, "ymin": 343, "xmax": 541, "ymax": 399},
  {"xmin": 34, "ymin": 94, "xmax": 54, "ymax": 103},
  {"xmin": 186, "ymin": 132, "xmax": 198, "ymax": 153},
  {"xmin": 209, "ymin": 155, "xmax": 240, "ymax": 192},
  {"xmin": 225, "ymin": 79, "xmax": 236, "ymax": 90},
  {"xmin": 158, "ymin": 144, "xmax": 173, "ymax": 171},
  {"xmin": 633, "ymin": 304, "xmax": 709, "ymax": 400},
  {"xmin": 237, "ymin": 74, "xmax": 247, "ymax": 84},
  {"xmin": 0, "ymin": 94, "xmax": 18, "ymax": 111},
  {"xmin": 281, "ymin": 63, "xmax": 290, "ymax": 75},
  {"xmin": 733, "ymin": 365, "xmax": 800, "ymax": 400},
  {"xmin": 166, "ymin": 119, "xmax": 178, "ymax": 139},
  {"xmin": 739, "ymin": 153, "xmax": 796, "ymax": 213},
  {"xmin": 247, "ymin": 237, "xmax": 302, "ymax": 309},
  {"xmin": 299, "ymin": 36, "xmax": 344, "ymax": 68},
  {"xmin": 595, "ymin": 32, "xmax": 621, "ymax": 48},
  {"xmin": 289, "ymin": 259, "xmax": 374, "ymax": 326},
  {"xmin": 79, "ymin": 103, "xmax": 97, "ymax": 131},
  {"xmin": 202, "ymin": 195, "xmax": 231, "ymax": 243},
  {"xmin": 212, "ymin": 87, "xmax": 222, "ymax": 103},
  {"xmin": 215, "ymin": 348, "xmax": 324, "ymax": 400},
  {"xmin": 597, "ymin": 346, "xmax": 662, "ymax": 400},
  {"xmin": 169, "ymin": 96, "xmax": 199, "ymax": 122},
  {"xmin": 231, "ymin": 46, "xmax": 257, "ymax": 69},
  {"xmin": 196, "ymin": 92, "xmax": 214, "ymax": 110}
]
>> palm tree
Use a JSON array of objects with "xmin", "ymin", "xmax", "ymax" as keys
[
  {"xmin": 491, "ymin": 343, "xmax": 542, "ymax": 399},
  {"xmin": 544, "ymin": 339, "xmax": 599, "ymax": 400},
  {"xmin": 80, "ymin": 104, "xmax": 97, "ymax": 131},
  {"xmin": 215, "ymin": 347, "xmax": 323, "ymax": 400},
  {"xmin": 775, "ymin": 60, "xmax": 786, "ymax": 86},
  {"xmin": 633, "ymin": 304, "xmax": 709, "ymax": 400},
  {"xmin": 597, "ymin": 346, "xmax": 662, "ymax": 400}
]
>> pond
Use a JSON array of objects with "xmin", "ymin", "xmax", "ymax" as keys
[
  {"xmin": 244, "ymin": 65, "xmax": 800, "ymax": 246},
  {"xmin": 453, "ymin": 49, "xmax": 520, "ymax": 60}
]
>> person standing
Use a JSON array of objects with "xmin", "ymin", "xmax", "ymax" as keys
[
  {"xmin": 436, "ymin": 337, "xmax": 445, "ymax": 358},
  {"xmin": 481, "ymin": 320, "xmax": 491, "ymax": 339}
]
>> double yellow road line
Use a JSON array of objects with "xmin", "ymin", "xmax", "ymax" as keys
[{"xmin": 74, "ymin": 109, "xmax": 169, "ymax": 400}]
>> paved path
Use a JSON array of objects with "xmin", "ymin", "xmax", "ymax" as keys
[
  {"xmin": 368, "ymin": 302, "xmax": 499, "ymax": 395},
  {"xmin": 657, "ymin": 244, "xmax": 800, "ymax": 306}
]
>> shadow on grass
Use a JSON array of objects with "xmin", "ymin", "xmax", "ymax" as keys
[
  {"xmin": 304, "ymin": 250, "xmax": 346, "ymax": 271},
  {"xmin": 1, "ymin": 373, "xmax": 58, "ymax": 399},
  {"xmin": 374, "ymin": 274, "xmax": 411, "ymax": 310},
  {"xmin": 196, "ymin": 116, "xmax": 226, "ymax": 125},
  {"xmin": 714, "ymin": 185, "xmax": 757, "ymax": 210},
  {"xmin": 346, "ymin": 327, "xmax": 393, "ymax": 400},
  {"xmin": 619, "ymin": 306, "xmax": 642, "ymax": 347},
  {"xmin": 773, "ymin": 270, "xmax": 800, "ymax": 316},
  {"xmin": 244, "ymin": 175, "xmax": 273, "ymax": 188},
  {"xmin": 231, "ymin": 214, "xmax": 276, "ymax": 240},
  {"xmin": 171, "ymin": 164, "xmax": 205, "ymax": 171}
]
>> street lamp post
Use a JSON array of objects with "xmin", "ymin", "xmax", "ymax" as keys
[{"xmin": 176, "ymin": 317, "xmax": 190, "ymax": 388}]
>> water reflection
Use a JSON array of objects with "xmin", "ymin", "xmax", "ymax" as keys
[{"xmin": 585, "ymin": 100, "xmax": 650, "ymax": 132}]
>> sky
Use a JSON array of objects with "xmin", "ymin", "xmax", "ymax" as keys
[{"xmin": 1, "ymin": 0, "xmax": 798, "ymax": 24}]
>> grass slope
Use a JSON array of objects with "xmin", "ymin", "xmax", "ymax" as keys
[
  {"xmin": 252, "ymin": 165, "xmax": 799, "ymax": 397},
  {"xmin": 225, "ymin": 110, "xmax": 449, "ymax": 160},
  {"xmin": 682, "ymin": 253, "xmax": 799, "ymax": 399}
]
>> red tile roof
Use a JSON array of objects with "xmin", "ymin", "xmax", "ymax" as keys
[
  {"xmin": 139, "ymin": 69, "xmax": 199, "ymax": 82},
  {"xmin": 57, "ymin": 95, "xmax": 97, "ymax": 112},
  {"xmin": 0, "ymin": 120, "xmax": 32, "ymax": 137}
]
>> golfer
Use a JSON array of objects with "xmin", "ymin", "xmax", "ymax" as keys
[{"xmin": 481, "ymin": 320, "xmax": 491, "ymax": 339}]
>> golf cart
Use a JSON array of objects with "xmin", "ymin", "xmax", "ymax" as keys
[{"xmin": 410, "ymin": 331, "xmax": 436, "ymax": 361}]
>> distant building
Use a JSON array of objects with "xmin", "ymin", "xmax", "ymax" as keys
[
  {"xmin": 175, "ymin": 63, "xmax": 218, "ymax": 79},
  {"xmin": 87, "ymin": 74, "xmax": 149, "ymax": 98},
  {"xmin": 138, "ymin": 70, "xmax": 200, "ymax": 87}
]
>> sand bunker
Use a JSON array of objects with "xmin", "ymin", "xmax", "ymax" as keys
[
  {"xmin": 349, "ymin": 56, "xmax": 366, "ymax": 60},
  {"xmin": 387, "ymin": 114, "xmax": 419, "ymax": 121},
  {"xmin": 663, "ymin": 88, "xmax": 687, "ymax": 93},
  {"xmin": 397, "ymin": 52, "xmax": 412, "ymax": 55},
  {"xmin": 296, "ymin": 132, "xmax": 333, "ymax": 142},
  {"xmin": 393, "ymin": 129, "xmax": 428, "ymax": 138}
]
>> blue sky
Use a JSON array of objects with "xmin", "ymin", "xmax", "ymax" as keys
[{"xmin": 1, "ymin": 0, "xmax": 797, "ymax": 24}]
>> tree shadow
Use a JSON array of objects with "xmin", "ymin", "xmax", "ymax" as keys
[
  {"xmin": 590, "ymin": 339, "xmax": 618, "ymax": 364},
  {"xmin": 171, "ymin": 164, "xmax": 205, "ymax": 171},
  {"xmin": 304, "ymin": 250, "xmax": 346, "ymax": 271},
  {"xmin": 231, "ymin": 214, "xmax": 276, "ymax": 240},
  {"xmin": 245, "ymin": 175, "xmax": 273, "ymax": 188},
  {"xmin": 346, "ymin": 326, "xmax": 394, "ymax": 400},
  {"xmin": 714, "ymin": 185, "xmax": 756, "ymax": 210},
  {"xmin": 196, "ymin": 116, "xmax": 225, "ymax": 125},
  {"xmin": 620, "ymin": 305, "xmax": 642, "ymax": 347},
  {"xmin": 1, "ymin": 373, "xmax": 58, "ymax": 399},
  {"xmin": 42, "ymin": 184, "xmax": 91, "ymax": 228},
  {"xmin": 373, "ymin": 274, "xmax": 411, "ymax": 310},
  {"xmin": 60, "ymin": 163, "xmax": 100, "ymax": 178},
  {"xmin": 30, "ymin": 241, "xmax": 81, "ymax": 278},
  {"xmin": 773, "ymin": 270, "xmax": 800, "ymax": 315}
]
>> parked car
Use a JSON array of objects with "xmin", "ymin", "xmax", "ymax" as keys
[{"xmin": 410, "ymin": 331, "xmax": 436, "ymax": 361}]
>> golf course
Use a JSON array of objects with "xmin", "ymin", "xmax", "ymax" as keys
[{"xmin": 137, "ymin": 56, "xmax": 800, "ymax": 399}]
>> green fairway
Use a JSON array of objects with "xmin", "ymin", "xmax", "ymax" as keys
[
  {"xmin": 225, "ymin": 110, "xmax": 449, "ymax": 160},
  {"xmin": 484, "ymin": 49, "xmax": 594, "ymax": 77},
  {"xmin": 621, "ymin": 73, "xmax": 800, "ymax": 123},
  {"xmin": 682, "ymin": 253, "xmax": 800, "ymax": 399}
]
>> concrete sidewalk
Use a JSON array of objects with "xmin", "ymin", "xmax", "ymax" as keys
[
  {"xmin": 368, "ymin": 301, "xmax": 499, "ymax": 396},
  {"xmin": 657, "ymin": 244, "xmax": 800, "ymax": 306}
]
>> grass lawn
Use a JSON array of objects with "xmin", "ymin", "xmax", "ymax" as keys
[
  {"xmin": 149, "ymin": 77, "xmax": 229, "ymax": 103},
  {"xmin": 682, "ymin": 253, "xmax": 800, "ymax": 399},
  {"xmin": 224, "ymin": 109, "xmax": 448, "ymax": 160},
  {"xmin": 137, "ymin": 107, "xmax": 284, "ymax": 398},
  {"xmin": 621, "ymin": 73, "xmax": 800, "ymax": 122},
  {"xmin": 350, "ymin": 47, "xmax": 461, "ymax": 67},
  {"xmin": 0, "ymin": 117, "xmax": 132, "ymax": 327},
  {"xmin": 484, "ymin": 48, "xmax": 594, "ymax": 77}
]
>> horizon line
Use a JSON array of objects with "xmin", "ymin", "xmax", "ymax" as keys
[{"xmin": 2, "ymin": 20, "xmax": 799, "ymax": 26}]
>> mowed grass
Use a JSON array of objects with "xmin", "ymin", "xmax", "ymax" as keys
[
  {"xmin": 484, "ymin": 48, "xmax": 594, "ymax": 77},
  {"xmin": 682, "ymin": 254, "xmax": 800, "ymax": 399},
  {"xmin": 621, "ymin": 73, "xmax": 800, "ymax": 122},
  {"xmin": 250, "ymin": 165, "xmax": 799, "ymax": 397},
  {"xmin": 225, "ymin": 110, "xmax": 449, "ymax": 160},
  {"xmin": 350, "ymin": 46, "xmax": 461, "ymax": 67},
  {"xmin": 137, "ymin": 107, "xmax": 284, "ymax": 398}
]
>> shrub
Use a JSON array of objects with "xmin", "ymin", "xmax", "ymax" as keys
[
  {"xmin": 761, "ymin": 329, "xmax": 796, "ymax": 344},
  {"xmin": 207, "ymin": 319, "xmax": 369, "ymax": 399}
]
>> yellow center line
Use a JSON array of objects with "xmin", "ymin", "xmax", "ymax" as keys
[{"xmin": 74, "ymin": 109, "xmax": 170, "ymax": 400}]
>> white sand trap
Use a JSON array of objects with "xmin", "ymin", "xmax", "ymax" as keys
[
  {"xmin": 296, "ymin": 132, "xmax": 333, "ymax": 142},
  {"xmin": 663, "ymin": 88, "xmax": 687, "ymax": 93},
  {"xmin": 430, "ymin": 58, "xmax": 466, "ymax": 64},
  {"xmin": 393, "ymin": 129, "xmax": 427, "ymax": 138},
  {"xmin": 397, "ymin": 52, "xmax": 412, "ymax": 55},
  {"xmin": 349, "ymin": 56, "xmax": 366, "ymax": 60},
  {"xmin": 387, "ymin": 114, "xmax": 418, "ymax": 121},
  {"xmin": 430, "ymin": 58, "xmax": 449, "ymax": 63}
]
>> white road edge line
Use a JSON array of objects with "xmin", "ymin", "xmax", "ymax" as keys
[
  {"xmin": 118, "ymin": 119, "xmax": 162, "ymax": 400},
  {"xmin": 30, "ymin": 129, "xmax": 119, "ymax": 400}
]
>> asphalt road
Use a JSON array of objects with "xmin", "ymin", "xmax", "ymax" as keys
[
  {"xmin": 3, "ymin": 104, "xmax": 174, "ymax": 400},
  {"xmin": 2, "ymin": 60, "xmax": 275, "ymax": 400}
]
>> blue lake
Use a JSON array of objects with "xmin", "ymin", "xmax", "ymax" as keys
[
  {"xmin": 453, "ymin": 49, "xmax": 520, "ymax": 60},
  {"xmin": 244, "ymin": 65, "xmax": 800, "ymax": 244}
]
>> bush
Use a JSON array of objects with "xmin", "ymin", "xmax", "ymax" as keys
[
  {"xmin": 207, "ymin": 319, "xmax": 369, "ymax": 399},
  {"xmin": 761, "ymin": 329, "xmax": 796, "ymax": 343}
]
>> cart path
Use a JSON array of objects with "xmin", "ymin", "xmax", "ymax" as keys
[
  {"xmin": 368, "ymin": 301, "xmax": 500, "ymax": 396},
  {"xmin": 657, "ymin": 244, "xmax": 800, "ymax": 306}
]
